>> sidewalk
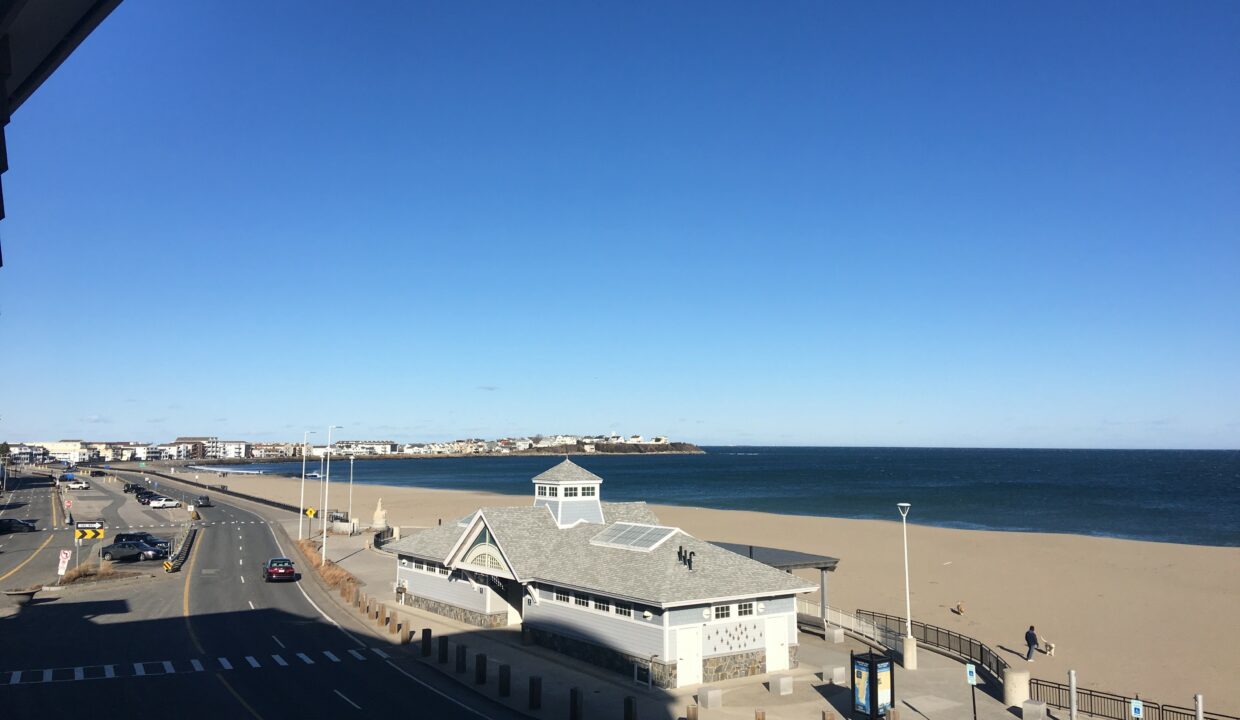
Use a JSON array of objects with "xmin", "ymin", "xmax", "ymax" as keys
[{"xmin": 293, "ymin": 520, "xmax": 1024, "ymax": 720}]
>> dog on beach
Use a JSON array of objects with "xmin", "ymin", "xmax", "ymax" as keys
[{"xmin": 1044, "ymin": 640, "xmax": 1056, "ymax": 657}]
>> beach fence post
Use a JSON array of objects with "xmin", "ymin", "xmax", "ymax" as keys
[
  {"xmin": 529, "ymin": 676, "xmax": 542, "ymax": 710},
  {"xmin": 498, "ymin": 664, "xmax": 511, "ymax": 697},
  {"xmin": 624, "ymin": 696, "xmax": 637, "ymax": 720},
  {"xmin": 569, "ymin": 687, "xmax": 583, "ymax": 720},
  {"xmin": 421, "ymin": 628, "xmax": 432, "ymax": 656},
  {"xmin": 1069, "ymin": 670, "xmax": 1078, "ymax": 720},
  {"xmin": 1195, "ymin": 694, "xmax": 1204, "ymax": 720}
]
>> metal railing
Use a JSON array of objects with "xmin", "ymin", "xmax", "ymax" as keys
[
  {"xmin": 856, "ymin": 609, "xmax": 1008, "ymax": 683},
  {"xmin": 796, "ymin": 599, "xmax": 904, "ymax": 654},
  {"xmin": 1031, "ymin": 680, "xmax": 1237, "ymax": 720}
]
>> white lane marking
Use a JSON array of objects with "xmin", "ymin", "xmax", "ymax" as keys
[
  {"xmin": 323, "ymin": 651, "xmax": 341, "ymax": 662},
  {"xmin": 162, "ymin": 661, "xmax": 175, "ymax": 674},
  {"xmin": 272, "ymin": 635, "xmax": 285, "ymax": 649},
  {"xmin": 383, "ymin": 659, "xmax": 490, "ymax": 719},
  {"xmin": 238, "ymin": 558, "xmax": 243, "ymax": 565},
  {"xmin": 248, "ymin": 600, "xmax": 255, "ymax": 610},
  {"xmin": 263, "ymin": 521, "xmax": 364, "ymax": 648},
  {"xmin": 73, "ymin": 667, "xmax": 84, "ymax": 681},
  {"xmin": 348, "ymin": 649, "xmax": 366, "ymax": 661},
  {"xmin": 334, "ymin": 690, "xmax": 361, "ymax": 710},
  {"xmin": 245, "ymin": 656, "xmax": 260, "ymax": 668},
  {"xmin": 190, "ymin": 659, "xmax": 204, "ymax": 672},
  {"xmin": 240, "ymin": 576, "xmax": 246, "ymax": 584},
  {"xmin": 296, "ymin": 653, "xmax": 315, "ymax": 665},
  {"xmin": 272, "ymin": 654, "xmax": 288, "ymax": 666},
  {"xmin": 239, "ymin": 546, "xmax": 243, "ymax": 551},
  {"xmin": 9, "ymin": 671, "xmax": 21, "ymax": 684},
  {"xmin": 104, "ymin": 665, "xmax": 114, "ymax": 679},
  {"xmin": 371, "ymin": 648, "xmax": 390, "ymax": 659},
  {"xmin": 218, "ymin": 657, "xmax": 233, "ymax": 670},
  {"xmin": 133, "ymin": 663, "xmax": 146, "ymax": 677},
  {"xmin": 42, "ymin": 668, "xmax": 52, "ymax": 682}
]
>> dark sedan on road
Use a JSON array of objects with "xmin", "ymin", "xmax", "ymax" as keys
[
  {"xmin": 135, "ymin": 492, "xmax": 158, "ymax": 505},
  {"xmin": 114, "ymin": 532, "xmax": 170, "ymax": 551},
  {"xmin": 0, "ymin": 518, "xmax": 36, "ymax": 534},
  {"xmin": 100, "ymin": 541, "xmax": 166, "ymax": 562},
  {"xmin": 261, "ymin": 558, "xmax": 297, "ymax": 582}
]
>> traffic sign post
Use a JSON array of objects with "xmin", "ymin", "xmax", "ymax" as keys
[
  {"xmin": 57, "ymin": 549, "xmax": 72, "ymax": 581},
  {"xmin": 74, "ymin": 529, "xmax": 104, "ymax": 540},
  {"xmin": 305, "ymin": 507, "xmax": 316, "ymax": 518},
  {"xmin": 965, "ymin": 663, "xmax": 978, "ymax": 720},
  {"xmin": 1131, "ymin": 699, "xmax": 1144, "ymax": 719}
]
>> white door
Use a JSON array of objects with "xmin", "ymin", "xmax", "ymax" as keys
[
  {"xmin": 676, "ymin": 626, "xmax": 703, "ymax": 687},
  {"xmin": 765, "ymin": 616, "xmax": 789, "ymax": 672}
]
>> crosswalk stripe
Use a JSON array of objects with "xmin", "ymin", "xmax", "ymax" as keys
[
  {"xmin": 272, "ymin": 655, "xmax": 288, "ymax": 666},
  {"xmin": 245, "ymin": 656, "xmax": 260, "ymax": 668},
  {"xmin": 296, "ymin": 653, "xmax": 314, "ymax": 665},
  {"xmin": 104, "ymin": 665, "xmax": 114, "ymax": 679},
  {"xmin": 133, "ymin": 663, "xmax": 145, "ymax": 677},
  {"xmin": 163, "ymin": 661, "xmax": 175, "ymax": 674},
  {"xmin": 42, "ymin": 669, "xmax": 52, "ymax": 682},
  {"xmin": 74, "ymin": 667, "xmax": 84, "ymax": 681},
  {"xmin": 371, "ymin": 648, "xmax": 390, "ymax": 659},
  {"xmin": 323, "ymin": 651, "xmax": 341, "ymax": 663},
  {"xmin": 218, "ymin": 657, "xmax": 233, "ymax": 670},
  {"xmin": 348, "ymin": 649, "xmax": 366, "ymax": 661},
  {"xmin": 190, "ymin": 659, "xmax": 203, "ymax": 672},
  {"xmin": 9, "ymin": 671, "xmax": 20, "ymax": 684}
]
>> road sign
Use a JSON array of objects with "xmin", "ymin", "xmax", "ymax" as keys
[
  {"xmin": 1131, "ymin": 700, "xmax": 1144, "ymax": 718},
  {"xmin": 64, "ymin": 499, "xmax": 72, "ymax": 509},
  {"xmin": 74, "ymin": 529, "xmax": 104, "ymax": 540},
  {"xmin": 965, "ymin": 663, "xmax": 977, "ymax": 686},
  {"xmin": 57, "ymin": 549, "xmax": 72, "ymax": 576},
  {"xmin": 305, "ymin": 507, "xmax": 316, "ymax": 518},
  {"xmin": 76, "ymin": 521, "xmax": 105, "ymax": 530}
]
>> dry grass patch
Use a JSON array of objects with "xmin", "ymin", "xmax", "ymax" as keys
[
  {"xmin": 60, "ymin": 559, "xmax": 135, "ymax": 585},
  {"xmin": 294, "ymin": 538, "xmax": 359, "ymax": 594}
]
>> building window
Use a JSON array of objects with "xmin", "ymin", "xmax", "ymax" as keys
[
  {"xmin": 738, "ymin": 602, "xmax": 754, "ymax": 617},
  {"xmin": 564, "ymin": 486, "xmax": 579, "ymax": 498},
  {"xmin": 437, "ymin": 565, "xmax": 450, "ymax": 576},
  {"xmin": 593, "ymin": 597, "xmax": 610, "ymax": 612},
  {"xmin": 537, "ymin": 485, "xmax": 547, "ymax": 497},
  {"xmin": 547, "ymin": 486, "xmax": 558, "ymax": 497},
  {"xmin": 582, "ymin": 486, "xmax": 596, "ymax": 497},
  {"xmin": 714, "ymin": 605, "xmax": 731, "ymax": 620},
  {"xmin": 413, "ymin": 559, "xmax": 424, "ymax": 571},
  {"xmin": 615, "ymin": 602, "xmax": 632, "ymax": 617},
  {"xmin": 575, "ymin": 594, "xmax": 590, "ymax": 607},
  {"xmin": 555, "ymin": 589, "xmax": 570, "ymax": 603}
]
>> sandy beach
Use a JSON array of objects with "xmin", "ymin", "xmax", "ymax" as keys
[{"xmin": 169, "ymin": 465, "xmax": 1240, "ymax": 709}]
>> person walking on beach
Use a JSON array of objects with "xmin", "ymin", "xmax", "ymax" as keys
[{"xmin": 1025, "ymin": 625, "xmax": 1039, "ymax": 661}]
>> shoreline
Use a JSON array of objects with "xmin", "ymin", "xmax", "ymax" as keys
[{"xmin": 147, "ymin": 461, "xmax": 1240, "ymax": 707}]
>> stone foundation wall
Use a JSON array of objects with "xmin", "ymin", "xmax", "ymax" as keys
[
  {"xmin": 788, "ymin": 643, "xmax": 799, "ymax": 669},
  {"xmin": 400, "ymin": 593, "xmax": 507, "ymax": 628},
  {"xmin": 703, "ymin": 649, "xmax": 766, "ymax": 683},
  {"xmin": 527, "ymin": 627, "xmax": 677, "ymax": 689}
]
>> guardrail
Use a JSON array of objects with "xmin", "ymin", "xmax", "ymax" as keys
[
  {"xmin": 1031, "ymin": 680, "xmax": 1237, "ymax": 720},
  {"xmin": 796, "ymin": 599, "xmax": 904, "ymax": 654},
  {"xmin": 856, "ymin": 609, "xmax": 1009, "ymax": 684},
  {"xmin": 163, "ymin": 527, "xmax": 197, "ymax": 573}
]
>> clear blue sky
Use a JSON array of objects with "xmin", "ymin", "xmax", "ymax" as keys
[{"xmin": 2, "ymin": 1, "xmax": 1237, "ymax": 449}]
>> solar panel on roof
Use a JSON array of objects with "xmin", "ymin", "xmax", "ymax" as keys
[{"xmin": 590, "ymin": 522, "xmax": 679, "ymax": 552}]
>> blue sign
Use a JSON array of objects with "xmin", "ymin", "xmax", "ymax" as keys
[
  {"xmin": 854, "ymin": 659, "xmax": 871, "ymax": 714},
  {"xmin": 1131, "ymin": 700, "xmax": 1144, "ymax": 718},
  {"xmin": 965, "ymin": 663, "xmax": 977, "ymax": 686}
]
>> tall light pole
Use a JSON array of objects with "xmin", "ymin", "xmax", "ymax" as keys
[
  {"xmin": 322, "ymin": 425, "xmax": 342, "ymax": 565},
  {"xmin": 347, "ymin": 454, "xmax": 355, "ymax": 533},
  {"xmin": 897, "ymin": 501, "xmax": 919, "ymax": 670},
  {"xmin": 297, "ymin": 430, "xmax": 316, "ymax": 540}
]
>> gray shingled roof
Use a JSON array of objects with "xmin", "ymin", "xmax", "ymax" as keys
[
  {"xmin": 531, "ymin": 458, "xmax": 604, "ymax": 485},
  {"xmin": 390, "ymin": 501, "xmax": 814, "ymax": 606}
]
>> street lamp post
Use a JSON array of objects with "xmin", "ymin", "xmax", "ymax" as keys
[
  {"xmin": 897, "ymin": 501, "xmax": 918, "ymax": 669},
  {"xmin": 322, "ymin": 425, "xmax": 341, "ymax": 565},
  {"xmin": 347, "ymin": 454, "xmax": 355, "ymax": 534},
  {"xmin": 297, "ymin": 430, "xmax": 316, "ymax": 540}
]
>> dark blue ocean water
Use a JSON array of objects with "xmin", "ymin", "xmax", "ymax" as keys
[{"xmin": 231, "ymin": 447, "xmax": 1240, "ymax": 547}]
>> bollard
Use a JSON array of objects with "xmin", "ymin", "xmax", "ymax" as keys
[
  {"xmin": 624, "ymin": 695, "xmax": 638, "ymax": 720},
  {"xmin": 569, "ymin": 687, "xmax": 583, "ymax": 720},
  {"xmin": 438, "ymin": 636, "xmax": 449, "ymax": 663},
  {"xmin": 529, "ymin": 676, "xmax": 542, "ymax": 711},
  {"xmin": 421, "ymin": 628, "xmax": 432, "ymax": 657},
  {"xmin": 755, "ymin": 711, "xmax": 766, "ymax": 720},
  {"xmin": 687, "ymin": 705, "xmax": 699, "ymax": 720},
  {"xmin": 401, "ymin": 626, "xmax": 413, "ymax": 645},
  {"xmin": 822, "ymin": 711, "xmax": 836, "ymax": 720},
  {"xmin": 475, "ymin": 653, "xmax": 488, "ymax": 684},
  {"xmin": 389, "ymin": 618, "xmax": 400, "ymax": 635},
  {"xmin": 498, "ymin": 664, "xmax": 511, "ymax": 697},
  {"xmin": 455, "ymin": 644, "xmax": 467, "ymax": 674}
]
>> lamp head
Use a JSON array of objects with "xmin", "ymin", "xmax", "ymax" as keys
[{"xmin": 897, "ymin": 502, "xmax": 911, "ymax": 517}]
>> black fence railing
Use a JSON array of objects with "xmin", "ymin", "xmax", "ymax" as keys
[
  {"xmin": 1031, "ymin": 680, "xmax": 1238, "ymax": 720},
  {"xmin": 856, "ymin": 610, "xmax": 1009, "ymax": 684}
]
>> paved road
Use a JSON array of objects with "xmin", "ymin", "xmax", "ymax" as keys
[{"xmin": 0, "ymin": 467, "xmax": 526, "ymax": 720}]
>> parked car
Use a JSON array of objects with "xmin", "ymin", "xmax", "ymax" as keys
[
  {"xmin": 195, "ymin": 495, "xmax": 212, "ymax": 507},
  {"xmin": 0, "ymin": 518, "xmax": 37, "ymax": 534},
  {"xmin": 149, "ymin": 497, "xmax": 180, "ymax": 509},
  {"xmin": 135, "ymin": 493, "xmax": 157, "ymax": 505},
  {"xmin": 113, "ymin": 532, "xmax": 170, "ymax": 551},
  {"xmin": 261, "ymin": 558, "xmax": 297, "ymax": 582},
  {"xmin": 123, "ymin": 483, "xmax": 142, "ymax": 493},
  {"xmin": 100, "ymin": 541, "xmax": 165, "ymax": 562},
  {"xmin": 89, "ymin": 470, "xmax": 105, "ymax": 477},
  {"xmin": 65, "ymin": 480, "xmax": 90, "ymax": 490}
]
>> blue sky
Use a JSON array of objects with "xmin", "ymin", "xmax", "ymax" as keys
[{"xmin": 2, "ymin": 1, "xmax": 1237, "ymax": 449}]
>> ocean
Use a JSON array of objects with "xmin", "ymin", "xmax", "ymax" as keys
[{"xmin": 228, "ymin": 447, "xmax": 1240, "ymax": 547}]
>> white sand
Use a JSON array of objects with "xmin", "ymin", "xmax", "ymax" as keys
[{"xmin": 173, "ymin": 464, "xmax": 1240, "ymax": 709}]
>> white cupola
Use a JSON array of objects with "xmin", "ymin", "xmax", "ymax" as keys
[{"xmin": 532, "ymin": 459, "xmax": 605, "ymax": 528}]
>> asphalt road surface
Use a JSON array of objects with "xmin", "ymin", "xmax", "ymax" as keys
[{"xmin": 0, "ymin": 467, "xmax": 525, "ymax": 719}]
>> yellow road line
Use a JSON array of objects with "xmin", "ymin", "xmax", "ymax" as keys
[
  {"xmin": 215, "ymin": 673, "xmax": 264, "ymax": 720},
  {"xmin": 182, "ymin": 527, "xmax": 205, "ymax": 654},
  {"xmin": 0, "ymin": 532, "xmax": 56, "ymax": 582}
]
